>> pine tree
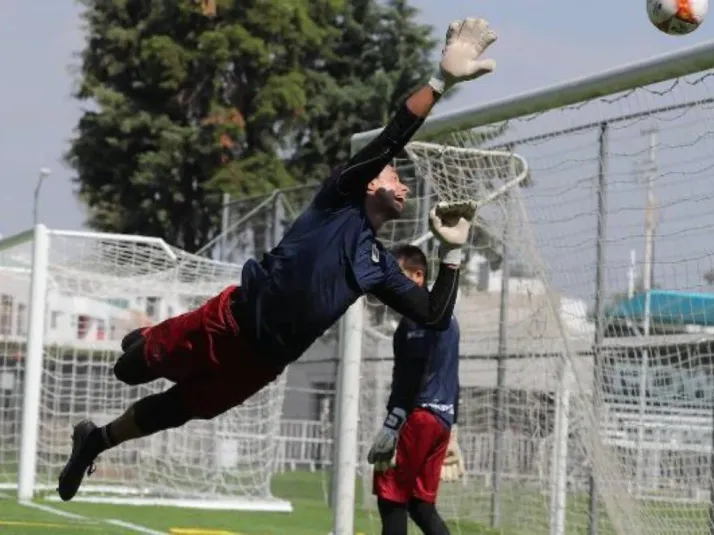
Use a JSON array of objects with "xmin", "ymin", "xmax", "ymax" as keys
[
  {"xmin": 67, "ymin": 0, "xmax": 441, "ymax": 251},
  {"xmin": 289, "ymin": 0, "xmax": 440, "ymax": 182},
  {"xmin": 67, "ymin": 0, "xmax": 341, "ymax": 251}
]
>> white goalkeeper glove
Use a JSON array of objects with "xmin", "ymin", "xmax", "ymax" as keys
[
  {"xmin": 429, "ymin": 200, "xmax": 477, "ymax": 266},
  {"xmin": 367, "ymin": 408, "xmax": 407, "ymax": 472},
  {"xmin": 429, "ymin": 18, "xmax": 498, "ymax": 95},
  {"xmin": 440, "ymin": 425, "xmax": 466, "ymax": 482}
]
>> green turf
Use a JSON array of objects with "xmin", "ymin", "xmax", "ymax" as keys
[
  {"xmin": 0, "ymin": 471, "xmax": 506, "ymax": 535},
  {"xmin": 0, "ymin": 471, "xmax": 709, "ymax": 534},
  {"xmin": 0, "ymin": 498, "xmax": 128, "ymax": 534}
]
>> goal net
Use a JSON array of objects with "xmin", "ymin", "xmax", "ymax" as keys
[
  {"xmin": 353, "ymin": 53, "xmax": 714, "ymax": 535},
  {"xmin": 0, "ymin": 227, "xmax": 289, "ymax": 511}
]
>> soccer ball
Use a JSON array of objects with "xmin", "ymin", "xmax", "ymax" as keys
[{"xmin": 647, "ymin": 0, "xmax": 708, "ymax": 34}]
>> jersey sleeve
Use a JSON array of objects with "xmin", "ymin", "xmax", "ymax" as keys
[
  {"xmin": 313, "ymin": 104, "xmax": 425, "ymax": 208},
  {"xmin": 372, "ymin": 253, "xmax": 460, "ymax": 331}
]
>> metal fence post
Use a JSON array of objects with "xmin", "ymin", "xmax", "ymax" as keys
[
  {"xmin": 490, "ymin": 146, "xmax": 515, "ymax": 528},
  {"xmin": 588, "ymin": 122, "xmax": 609, "ymax": 535}
]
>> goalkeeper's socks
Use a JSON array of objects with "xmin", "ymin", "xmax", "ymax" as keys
[{"xmin": 86, "ymin": 423, "xmax": 117, "ymax": 457}]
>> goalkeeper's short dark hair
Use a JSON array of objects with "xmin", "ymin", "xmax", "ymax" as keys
[{"xmin": 393, "ymin": 244, "xmax": 429, "ymax": 281}]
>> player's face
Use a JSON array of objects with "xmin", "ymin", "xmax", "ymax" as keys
[
  {"xmin": 398, "ymin": 259, "xmax": 425, "ymax": 288},
  {"xmin": 365, "ymin": 165, "xmax": 410, "ymax": 219}
]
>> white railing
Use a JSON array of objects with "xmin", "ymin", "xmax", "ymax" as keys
[
  {"xmin": 273, "ymin": 416, "xmax": 714, "ymax": 503},
  {"xmin": 275, "ymin": 420, "xmax": 333, "ymax": 472}
]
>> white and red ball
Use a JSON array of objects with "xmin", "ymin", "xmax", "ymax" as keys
[{"xmin": 647, "ymin": 0, "xmax": 708, "ymax": 34}]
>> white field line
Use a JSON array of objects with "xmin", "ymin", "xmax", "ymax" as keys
[
  {"xmin": 19, "ymin": 500, "xmax": 88, "ymax": 520},
  {"xmin": 106, "ymin": 518, "xmax": 167, "ymax": 535},
  {"xmin": 18, "ymin": 500, "xmax": 167, "ymax": 534}
]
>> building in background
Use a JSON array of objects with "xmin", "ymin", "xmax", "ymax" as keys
[{"xmin": 0, "ymin": 265, "xmax": 185, "ymax": 352}]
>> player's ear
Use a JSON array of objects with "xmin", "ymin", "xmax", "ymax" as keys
[{"xmin": 414, "ymin": 268, "xmax": 426, "ymax": 287}]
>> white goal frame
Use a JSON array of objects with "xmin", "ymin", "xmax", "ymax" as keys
[
  {"xmin": 405, "ymin": 142, "xmax": 530, "ymax": 208},
  {"xmin": 11, "ymin": 226, "xmax": 182, "ymax": 502},
  {"xmin": 334, "ymin": 40, "xmax": 714, "ymax": 535},
  {"xmin": 1, "ymin": 224, "xmax": 291, "ymax": 512}
]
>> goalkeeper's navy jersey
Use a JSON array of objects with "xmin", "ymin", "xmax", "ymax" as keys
[
  {"xmin": 387, "ymin": 316, "xmax": 460, "ymax": 428},
  {"xmin": 231, "ymin": 103, "xmax": 461, "ymax": 367},
  {"xmin": 237, "ymin": 177, "xmax": 412, "ymax": 364}
]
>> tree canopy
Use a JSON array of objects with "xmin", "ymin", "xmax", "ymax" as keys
[
  {"xmin": 288, "ymin": 0, "xmax": 438, "ymax": 181},
  {"xmin": 67, "ymin": 0, "xmax": 439, "ymax": 251}
]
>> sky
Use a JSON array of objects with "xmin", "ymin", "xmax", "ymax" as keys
[
  {"xmin": 0, "ymin": 0, "xmax": 711, "ymax": 238},
  {"xmin": 2, "ymin": 0, "xmax": 714, "ymax": 304}
]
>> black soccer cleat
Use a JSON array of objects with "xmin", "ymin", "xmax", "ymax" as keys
[
  {"xmin": 57, "ymin": 420, "xmax": 99, "ymax": 502},
  {"xmin": 121, "ymin": 327, "xmax": 147, "ymax": 352}
]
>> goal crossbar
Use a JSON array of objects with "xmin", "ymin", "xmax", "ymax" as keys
[{"xmin": 351, "ymin": 40, "xmax": 714, "ymax": 150}]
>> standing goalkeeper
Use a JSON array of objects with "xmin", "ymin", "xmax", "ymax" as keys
[
  {"xmin": 368, "ymin": 245, "xmax": 464, "ymax": 535},
  {"xmin": 57, "ymin": 18, "xmax": 496, "ymax": 502}
]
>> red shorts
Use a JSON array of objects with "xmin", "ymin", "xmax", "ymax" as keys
[
  {"xmin": 141, "ymin": 285, "xmax": 283, "ymax": 419},
  {"xmin": 373, "ymin": 408, "xmax": 450, "ymax": 504}
]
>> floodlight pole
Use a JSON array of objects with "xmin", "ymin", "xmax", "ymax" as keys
[
  {"xmin": 628, "ymin": 250, "xmax": 637, "ymax": 299},
  {"xmin": 32, "ymin": 168, "xmax": 51, "ymax": 227}
]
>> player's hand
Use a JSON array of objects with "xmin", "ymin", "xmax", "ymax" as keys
[
  {"xmin": 367, "ymin": 408, "xmax": 406, "ymax": 472},
  {"xmin": 432, "ymin": 18, "xmax": 497, "ymax": 93},
  {"xmin": 440, "ymin": 425, "xmax": 466, "ymax": 482},
  {"xmin": 429, "ymin": 200, "xmax": 477, "ymax": 265}
]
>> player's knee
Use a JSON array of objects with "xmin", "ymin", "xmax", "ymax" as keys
[
  {"xmin": 133, "ymin": 386, "xmax": 190, "ymax": 435},
  {"xmin": 185, "ymin": 396, "xmax": 237, "ymax": 421},
  {"xmin": 113, "ymin": 343, "xmax": 153, "ymax": 386}
]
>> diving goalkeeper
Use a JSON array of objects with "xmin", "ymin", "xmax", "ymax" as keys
[
  {"xmin": 368, "ymin": 245, "xmax": 464, "ymax": 535},
  {"xmin": 57, "ymin": 17, "xmax": 497, "ymax": 502}
]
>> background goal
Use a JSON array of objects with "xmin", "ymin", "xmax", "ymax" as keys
[
  {"xmin": 333, "ymin": 41, "xmax": 714, "ymax": 535},
  {"xmin": 0, "ymin": 225, "xmax": 289, "ymax": 511}
]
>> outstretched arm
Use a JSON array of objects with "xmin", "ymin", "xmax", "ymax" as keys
[
  {"xmin": 334, "ymin": 87, "xmax": 440, "ymax": 199},
  {"xmin": 334, "ymin": 18, "xmax": 498, "ymax": 199},
  {"xmin": 373, "ymin": 200, "xmax": 478, "ymax": 329},
  {"xmin": 373, "ymin": 262, "xmax": 460, "ymax": 331}
]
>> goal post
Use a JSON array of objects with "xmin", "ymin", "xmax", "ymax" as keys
[
  {"xmin": 334, "ymin": 39, "xmax": 714, "ymax": 535},
  {"xmin": 18, "ymin": 224, "xmax": 50, "ymax": 502},
  {"xmin": 0, "ymin": 225, "xmax": 290, "ymax": 511}
]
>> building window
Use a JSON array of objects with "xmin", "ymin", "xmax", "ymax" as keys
[
  {"xmin": 0, "ymin": 295, "xmax": 12, "ymax": 335},
  {"xmin": 146, "ymin": 297, "xmax": 159, "ymax": 320},
  {"xmin": 96, "ymin": 318, "xmax": 106, "ymax": 340},
  {"xmin": 77, "ymin": 315, "xmax": 89, "ymax": 339},
  {"xmin": 50, "ymin": 311, "xmax": 61, "ymax": 329},
  {"xmin": 107, "ymin": 298, "xmax": 129, "ymax": 309},
  {"xmin": 311, "ymin": 381, "xmax": 335, "ymax": 423},
  {"xmin": 16, "ymin": 304, "xmax": 27, "ymax": 336}
]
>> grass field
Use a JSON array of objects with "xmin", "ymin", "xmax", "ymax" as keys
[
  {"xmin": 1, "ymin": 470, "xmax": 709, "ymax": 534},
  {"xmin": 0, "ymin": 471, "xmax": 504, "ymax": 535}
]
